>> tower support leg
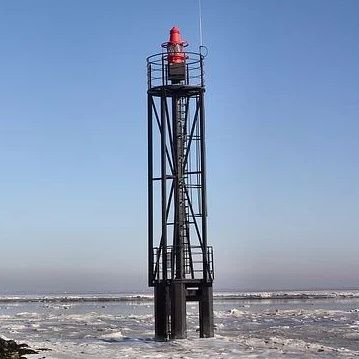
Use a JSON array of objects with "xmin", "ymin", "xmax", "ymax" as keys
[
  {"xmin": 170, "ymin": 281, "xmax": 187, "ymax": 339},
  {"xmin": 199, "ymin": 285, "xmax": 214, "ymax": 338},
  {"xmin": 154, "ymin": 283, "xmax": 170, "ymax": 340}
]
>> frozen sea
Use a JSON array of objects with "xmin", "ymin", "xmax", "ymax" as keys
[{"xmin": 1, "ymin": 290, "xmax": 359, "ymax": 358}]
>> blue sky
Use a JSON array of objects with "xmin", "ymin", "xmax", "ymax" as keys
[{"xmin": 0, "ymin": 0, "xmax": 358, "ymax": 293}]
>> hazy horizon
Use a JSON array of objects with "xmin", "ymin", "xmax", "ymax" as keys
[{"xmin": 0, "ymin": 268, "xmax": 358, "ymax": 295}]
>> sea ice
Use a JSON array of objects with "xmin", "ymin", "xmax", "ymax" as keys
[{"xmin": 0, "ymin": 290, "xmax": 358, "ymax": 358}]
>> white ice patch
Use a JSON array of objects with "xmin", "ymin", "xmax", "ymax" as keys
[
  {"xmin": 15, "ymin": 312, "xmax": 39, "ymax": 318},
  {"xmin": 65, "ymin": 313, "xmax": 99, "ymax": 322},
  {"xmin": 100, "ymin": 331, "xmax": 124, "ymax": 342},
  {"xmin": 9, "ymin": 324, "xmax": 27, "ymax": 331},
  {"xmin": 127, "ymin": 314, "xmax": 153, "ymax": 320},
  {"xmin": 229, "ymin": 309, "xmax": 245, "ymax": 317},
  {"xmin": 344, "ymin": 332, "xmax": 359, "ymax": 339}
]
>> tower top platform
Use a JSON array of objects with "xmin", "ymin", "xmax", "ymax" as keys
[{"xmin": 147, "ymin": 52, "xmax": 205, "ymax": 91}]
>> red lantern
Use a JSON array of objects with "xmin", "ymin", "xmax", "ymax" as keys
[{"xmin": 162, "ymin": 26, "xmax": 188, "ymax": 64}]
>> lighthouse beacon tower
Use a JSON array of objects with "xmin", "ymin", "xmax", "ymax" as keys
[{"xmin": 147, "ymin": 27, "xmax": 214, "ymax": 340}]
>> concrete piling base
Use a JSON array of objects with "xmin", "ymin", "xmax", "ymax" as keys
[
  {"xmin": 170, "ymin": 281, "xmax": 187, "ymax": 339},
  {"xmin": 199, "ymin": 285, "xmax": 214, "ymax": 338},
  {"xmin": 154, "ymin": 283, "xmax": 170, "ymax": 339},
  {"xmin": 154, "ymin": 282, "xmax": 214, "ymax": 340}
]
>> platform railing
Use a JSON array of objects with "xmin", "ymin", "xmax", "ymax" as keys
[
  {"xmin": 152, "ymin": 245, "xmax": 214, "ymax": 283},
  {"xmin": 147, "ymin": 52, "xmax": 204, "ymax": 89}
]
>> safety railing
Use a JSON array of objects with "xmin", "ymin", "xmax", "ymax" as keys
[
  {"xmin": 147, "ymin": 52, "xmax": 205, "ymax": 89},
  {"xmin": 152, "ymin": 245, "xmax": 214, "ymax": 283}
]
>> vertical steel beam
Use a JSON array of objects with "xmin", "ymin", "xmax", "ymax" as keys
[
  {"xmin": 172, "ymin": 95, "xmax": 178, "ymax": 278},
  {"xmin": 154, "ymin": 92, "xmax": 171, "ymax": 341},
  {"xmin": 161, "ymin": 93, "xmax": 167, "ymax": 281},
  {"xmin": 148, "ymin": 95, "xmax": 153, "ymax": 286},
  {"xmin": 199, "ymin": 91, "xmax": 209, "ymax": 282}
]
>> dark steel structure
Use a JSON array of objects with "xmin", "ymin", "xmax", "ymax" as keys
[{"xmin": 147, "ymin": 28, "xmax": 214, "ymax": 340}]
